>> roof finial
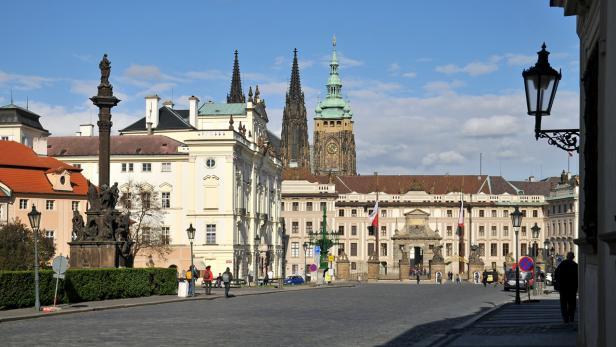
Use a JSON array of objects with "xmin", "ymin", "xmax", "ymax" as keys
[
  {"xmin": 10, "ymin": 89, "xmax": 13, "ymax": 104},
  {"xmin": 332, "ymin": 35, "xmax": 336, "ymax": 48},
  {"xmin": 227, "ymin": 49, "xmax": 246, "ymax": 103},
  {"xmin": 248, "ymin": 86, "xmax": 253, "ymax": 102}
]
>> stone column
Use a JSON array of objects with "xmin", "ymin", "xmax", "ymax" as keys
[
  {"xmin": 367, "ymin": 259, "xmax": 380, "ymax": 281},
  {"xmin": 336, "ymin": 252, "xmax": 350, "ymax": 281},
  {"xmin": 399, "ymin": 258, "xmax": 410, "ymax": 281}
]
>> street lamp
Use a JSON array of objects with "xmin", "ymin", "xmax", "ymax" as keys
[
  {"xmin": 302, "ymin": 242, "xmax": 308, "ymax": 281},
  {"xmin": 510, "ymin": 206, "xmax": 523, "ymax": 305},
  {"xmin": 254, "ymin": 234, "xmax": 261, "ymax": 284},
  {"xmin": 531, "ymin": 223, "xmax": 541, "ymax": 258},
  {"xmin": 27, "ymin": 205, "xmax": 41, "ymax": 312},
  {"xmin": 186, "ymin": 223, "xmax": 195, "ymax": 296},
  {"xmin": 522, "ymin": 43, "xmax": 578, "ymax": 152}
]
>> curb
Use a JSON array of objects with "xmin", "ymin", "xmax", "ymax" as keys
[{"xmin": 0, "ymin": 284, "xmax": 355, "ymax": 324}]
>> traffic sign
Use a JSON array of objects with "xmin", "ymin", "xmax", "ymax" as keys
[
  {"xmin": 52, "ymin": 256, "xmax": 69, "ymax": 275},
  {"xmin": 309, "ymin": 263, "xmax": 318, "ymax": 272},
  {"xmin": 328, "ymin": 255, "xmax": 335, "ymax": 262},
  {"xmin": 314, "ymin": 246, "xmax": 321, "ymax": 255},
  {"xmin": 53, "ymin": 274, "xmax": 65, "ymax": 279},
  {"xmin": 519, "ymin": 256, "xmax": 534, "ymax": 272}
]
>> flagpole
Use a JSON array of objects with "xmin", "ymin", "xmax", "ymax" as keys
[{"xmin": 375, "ymin": 171, "xmax": 379, "ymax": 260}]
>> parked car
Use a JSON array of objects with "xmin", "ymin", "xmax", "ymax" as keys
[
  {"xmin": 504, "ymin": 270, "xmax": 533, "ymax": 291},
  {"xmin": 283, "ymin": 275, "xmax": 305, "ymax": 285}
]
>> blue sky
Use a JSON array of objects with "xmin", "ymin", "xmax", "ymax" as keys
[{"xmin": 0, "ymin": 1, "xmax": 579, "ymax": 180}]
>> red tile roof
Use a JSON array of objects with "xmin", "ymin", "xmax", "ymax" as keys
[
  {"xmin": 47, "ymin": 135, "xmax": 186, "ymax": 156},
  {"xmin": 0, "ymin": 141, "xmax": 87, "ymax": 196}
]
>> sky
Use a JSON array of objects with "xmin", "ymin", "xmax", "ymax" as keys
[{"xmin": 0, "ymin": 1, "xmax": 580, "ymax": 180}]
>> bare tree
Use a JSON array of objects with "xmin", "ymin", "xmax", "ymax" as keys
[{"xmin": 119, "ymin": 181, "xmax": 171, "ymax": 261}]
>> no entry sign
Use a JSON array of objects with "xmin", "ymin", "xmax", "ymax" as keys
[{"xmin": 518, "ymin": 256, "xmax": 534, "ymax": 272}]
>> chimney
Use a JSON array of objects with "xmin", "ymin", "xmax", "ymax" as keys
[
  {"xmin": 75, "ymin": 131, "xmax": 82, "ymax": 136},
  {"xmin": 145, "ymin": 95, "xmax": 160, "ymax": 129},
  {"xmin": 163, "ymin": 100, "xmax": 174, "ymax": 108},
  {"xmin": 147, "ymin": 122, "xmax": 153, "ymax": 135},
  {"xmin": 528, "ymin": 176, "xmax": 535, "ymax": 182},
  {"xmin": 188, "ymin": 96, "xmax": 199, "ymax": 127},
  {"xmin": 79, "ymin": 124, "xmax": 94, "ymax": 136}
]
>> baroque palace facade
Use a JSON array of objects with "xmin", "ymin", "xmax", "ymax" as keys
[
  {"xmin": 282, "ymin": 170, "xmax": 556, "ymax": 279},
  {"xmin": 48, "ymin": 51, "xmax": 283, "ymax": 280}
]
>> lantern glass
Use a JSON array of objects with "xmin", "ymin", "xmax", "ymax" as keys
[
  {"xmin": 531, "ymin": 223, "xmax": 541, "ymax": 239},
  {"xmin": 522, "ymin": 44, "xmax": 561, "ymax": 116},
  {"xmin": 186, "ymin": 223, "xmax": 195, "ymax": 241},
  {"xmin": 28, "ymin": 205, "xmax": 41, "ymax": 230},
  {"xmin": 510, "ymin": 206, "xmax": 523, "ymax": 228}
]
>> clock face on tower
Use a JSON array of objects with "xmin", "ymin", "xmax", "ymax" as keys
[{"xmin": 327, "ymin": 142, "xmax": 338, "ymax": 154}]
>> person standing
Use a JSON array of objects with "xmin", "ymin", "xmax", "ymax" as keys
[
  {"xmin": 185, "ymin": 267, "xmax": 194, "ymax": 296},
  {"xmin": 222, "ymin": 267, "xmax": 233, "ymax": 298},
  {"xmin": 482, "ymin": 271, "xmax": 488, "ymax": 287},
  {"xmin": 554, "ymin": 252, "xmax": 578, "ymax": 323},
  {"xmin": 416, "ymin": 273, "xmax": 420, "ymax": 285},
  {"xmin": 203, "ymin": 265, "xmax": 214, "ymax": 295},
  {"xmin": 456, "ymin": 274, "xmax": 461, "ymax": 285}
]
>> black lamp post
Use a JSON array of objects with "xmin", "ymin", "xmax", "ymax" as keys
[
  {"xmin": 186, "ymin": 223, "xmax": 195, "ymax": 296},
  {"xmin": 254, "ymin": 234, "xmax": 261, "ymax": 284},
  {"xmin": 302, "ymin": 242, "xmax": 308, "ymax": 281},
  {"xmin": 544, "ymin": 240, "xmax": 550, "ymax": 272},
  {"xmin": 27, "ymin": 205, "xmax": 41, "ymax": 312},
  {"xmin": 531, "ymin": 223, "xmax": 541, "ymax": 258},
  {"xmin": 522, "ymin": 43, "xmax": 579, "ymax": 152},
  {"xmin": 511, "ymin": 206, "xmax": 523, "ymax": 305}
]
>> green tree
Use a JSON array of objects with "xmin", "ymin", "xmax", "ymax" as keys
[{"xmin": 0, "ymin": 219, "xmax": 55, "ymax": 270}]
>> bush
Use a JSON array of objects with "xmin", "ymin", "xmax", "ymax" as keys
[{"xmin": 0, "ymin": 268, "xmax": 177, "ymax": 309}]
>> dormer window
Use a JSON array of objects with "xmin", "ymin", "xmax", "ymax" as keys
[{"xmin": 46, "ymin": 169, "xmax": 73, "ymax": 192}]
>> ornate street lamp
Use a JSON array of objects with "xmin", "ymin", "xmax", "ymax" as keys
[
  {"xmin": 531, "ymin": 223, "xmax": 541, "ymax": 258},
  {"xmin": 27, "ymin": 205, "xmax": 41, "ymax": 312},
  {"xmin": 305, "ymin": 207, "xmax": 342, "ymax": 271},
  {"xmin": 186, "ymin": 224, "xmax": 195, "ymax": 296},
  {"xmin": 511, "ymin": 206, "xmax": 523, "ymax": 305},
  {"xmin": 522, "ymin": 43, "xmax": 579, "ymax": 152},
  {"xmin": 302, "ymin": 242, "xmax": 308, "ymax": 281},
  {"xmin": 254, "ymin": 234, "xmax": 261, "ymax": 284}
]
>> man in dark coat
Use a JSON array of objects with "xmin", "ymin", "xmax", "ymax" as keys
[{"xmin": 554, "ymin": 252, "xmax": 578, "ymax": 323}]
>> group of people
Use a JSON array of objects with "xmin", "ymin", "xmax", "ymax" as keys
[{"xmin": 183, "ymin": 265, "xmax": 234, "ymax": 298}]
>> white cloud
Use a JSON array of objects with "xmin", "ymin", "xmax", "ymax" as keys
[
  {"xmin": 184, "ymin": 70, "xmax": 228, "ymax": 80},
  {"xmin": 124, "ymin": 64, "xmax": 163, "ymax": 80},
  {"xmin": 0, "ymin": 70, "xmax": 54, "ymax": 90},
  {"xmin": 422, "ymin": 80, "xmax": 465, "ymax": 95},
  {"xmin": 321, "ymin": 53, "xmax": 363, "ymax": 68},
  {"xmin": 505, "ymin": 54, "xmax": 536, "ymax": 66},
  {"xmin": 435, "ymin": 61, "xmax": 499, "ymax": 76},
  {"xmin": 402, "ymin": 72, "xmax": 417, "ymax": 78},
  {"xmin": 422, "ymin": 151, "xmax": 466, "ymax": 167},
  {"xmin": 462, "ymin": 115, "xmax": 523, "ymax": 137},
  {"xmin": 388, "ymin": 63, "xmax": 400, "ymax": 74}
]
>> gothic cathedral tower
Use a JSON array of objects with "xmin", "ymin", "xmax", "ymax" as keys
[
  {"xmin": 280, "ymin": 49, "xmax": 310, "ymax": 169},
  {"xmin": 313, "ymin": 37, "xmax": 357, "ymax": 176}
]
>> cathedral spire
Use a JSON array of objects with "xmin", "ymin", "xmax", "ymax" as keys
[
  {"xmin": 227, "ymin": 50, "xmax": 246, "ymax": 103},
  {"xmin": 288, "ymin": 48, "xmax": 303, "ymax": 101}
]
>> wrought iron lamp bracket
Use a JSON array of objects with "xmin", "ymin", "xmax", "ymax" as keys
[{"xmin": 536, "ymin": 128, "xmax": 580, "ymax": 152}]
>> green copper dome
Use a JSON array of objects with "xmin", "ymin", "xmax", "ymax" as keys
[{"xmin": 315, "ymin": 36, "xmax": 352, "ymax": 119}]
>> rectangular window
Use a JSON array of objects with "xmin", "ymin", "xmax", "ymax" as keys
[
  {"xmin": 446, "ymin": 210, "xmax": 453, "ymax": 218},
  {"xmin": 479, "ymin": 243, "xmax": 485, "ymax": 256},
  {"xmin": 19, "ymin": 199, "xmax": 28, "ymax": 210},
  {"xmin": 292, "ymin": 264, "xmax": 298, "ymax": 275},
  {"xmin": 446, "ymin": 243, "xmax": 452, "ymax": 256},
  {"xmin": 351, "ymin": 225, "xmax": 357, "ymax": 236},
  {"xmin": 121, "ymin": 163, "xmax": 127, "ymax": 172},
  {"xmin": 161, "ymin": 227, "xmax": 170, "ymax": 245},
  {"xmin": 0, "ymin": 136, "xmax": 9, "ymax": 141},
  {"xmin": 123, "ymin": 193, "xmax": 132, "ymax": 209},
  {"xmin": 446, "ymin": 226, "xmax": 452, "ymax": 237},
  {"xmin": 320, "ymin": 202, "xmax": 326, "ymax": 211},
  {"xmin": 380, "ymin": 243, "xmax": 387, "ymax": 256},
  {"xmin": 491, "ymin": 210, "xmax": 497, "ymax": 218},
  {"xmin": 338, "ymin": 243, "xmax": 345, "ymax": 256},
  {"xmin": 292, "ymin": 202, "xmax": 299, "ymax": 211},
  {"xmin": 281, "ymin": 202, "xmax": 285, "ymax": 211},
  {"xmin": 351, "ymin": 209, "xmax": 357, "ymax": 217},
  {"xmin": 306, "ymin": 222, "xmax": 313, "ymax": 234},
  {"xmin": 46, "ymin": 200, "xmax": 55, "ymax": 210},
  {"xmin": 380, "ymin": 225, "xmax": 386, "ymax": 237},
  {"xmin": 503, "ymin": 209, "xmax": 509, "ymax": 218},
  {"xmin": 306, "ymin": 247, "xmax": 313, "ymax": 257},
  {"xmin": 292, "ymin": 221, "xmax": 299, "ymax": 234},
  {"xmin": 479, "ymin": 226, "xmax": 485, "ymax": 237},
  {"xmin": 479, "ymin": 210, "xmax": 485, "ymax": 217},
  {"xmin": 522, "ymin": 210, "xmax": 527, "ymax": 217},
  {"xmin": 45, "ymin": 230, "xmax": 54, "ymax": 239},
  {"xmin": 532, "ymin": 209, "xmax": 538, "ymax": 218},
  {"xmin": 338, "ymin": 225, "xmax": 345, "ymax": 235},
  {"xmin": 71, "ymin": 201, "xmax": 80, "ymax": 211},
  {"xmin": 73, "ymin": 163, "xmax": 81, "ymax": 169},
  {"xmin": 521, "ymin": 226, "xmax": 527, "ymax": 237},
  {"xmin": 141, "ymin": 192, "xmax": 151, "ymax": 209},
  {"xmin": 502, "ymin": 243, "xmax": 509, "ymax": 256},
  {"xmin": 521, "ymin": 243, "xmax": 527, "ymax": 256},
  {"xmin": 161, "ymin": 162, "xmax": 171, "ymax": 172},
  {"xmin": 142, "ymin": 163, "xmax": 151, "ymax": 172},
  {"xmin": 351, "ymin": 262, "xmax": 357, "ymax": 270},
  {"xmin": 291, "ymin": 242, "xmax": 299, "ymax": 257},
  {"xmin": 503, "ymin": 226, "xmax": 509, "ymax": 237},
  {"xmin": 490, "ymin": 243, "xmax": 498, "ymax": 257},
  {"xmin": 381, "ymin": 209, "xmax": 386, "ymax": 217},
  {"xmin": 161, "ymin": 192, "xmax": 170, "ymax": 209},
  {"xmin": 142, "ymin": 227, "xmax": 151, "ymax": 243},
  {"xmin": 350, "ymin": 243, "xmax": 358, "ymax": 256},
  {"xmin": 368, "ymin": 243, "xmax": 375, "ymax": 256},
  {"xmin": 306, "ymin": 202, "xmax": 313, "ymax": 211},
  {"xmin": 338, "ymin": 209, "xmax": 345, "ymax": 217},
  {"xmin": 206, "ymin": 224, "xmax": 216, "ymax": 244},
  {"xmin": 491, "ymin": 226, "xmax": 497, "ymax": 237}
]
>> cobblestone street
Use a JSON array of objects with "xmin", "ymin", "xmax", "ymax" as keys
[{"xmin": 0, "ymin": 283, "xmax": 512, "ymax": 346}]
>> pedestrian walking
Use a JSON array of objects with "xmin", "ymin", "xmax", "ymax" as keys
[
  {"xmin": 416, "ymin": 273, "xmax": 420, "ymax": 285},
  {"xmin": 222, "ymin": 267, "xmax": 233, "ymax": 298},
  {"xmin": 263, "ymin": 272, "xmax": 269, "ymax": 286},
  {"xmin": 216, "ymin": 273, "xmax": 222, "ymax": 288},
  {"xmin": 185, "ymin": 267, "xmax": 194, "ymax": 296},
  {"xmin": 203, "ymin": 265, "xmax": 214, "ymax": 295},
  {"xmin": 554, "ymin": 252, "xmax": 578, "ymax": 323},
  {"xmin": 456, "ymin": 274, "xmax": 461, "ymax": 285},
  {"xmin": 482, "ymin": 271, "xmax": 487, "ymax": 287}
]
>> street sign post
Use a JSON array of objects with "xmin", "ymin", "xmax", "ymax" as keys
[
  {"xmin": 328, "ymin": 255, "xmax": 335, "ymax": 262},
  {"xmin": 51, "ymin": 255, "xmax": 69, "ymax": 307}
]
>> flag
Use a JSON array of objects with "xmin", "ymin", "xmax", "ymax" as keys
[
  {"xmin": 368, "ymin": 201, "xmax": 379, "ymax": 236},
  {"xmin": 457, "ymin": 195, "xmax": 464, "ymax": 229}
]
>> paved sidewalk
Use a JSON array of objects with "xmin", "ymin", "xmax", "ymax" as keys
[
  {"xmin": 436, "ymin": 293, "xmax": 577, "ymax": 346},
  {"xmin": 0, "ymin": 282, "xmax": 354, "ymax": 323}
]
